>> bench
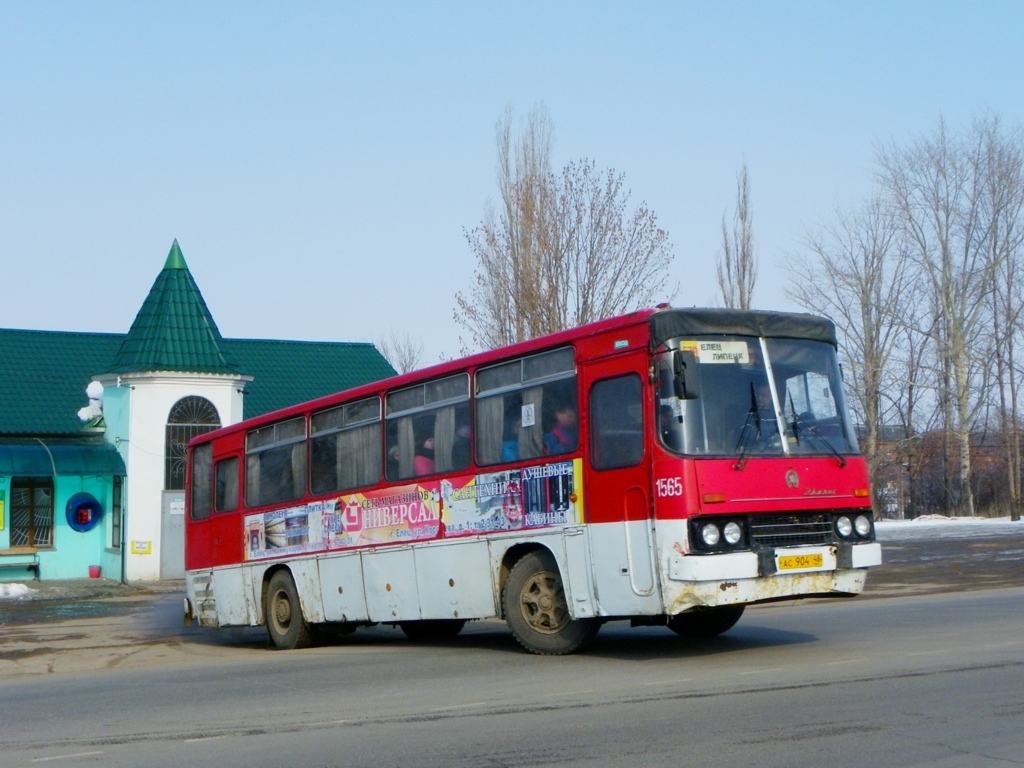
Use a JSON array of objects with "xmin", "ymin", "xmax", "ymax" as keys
[{"xmin": 0, "ymin": 546, "xmax": 40, "ymax": 580}]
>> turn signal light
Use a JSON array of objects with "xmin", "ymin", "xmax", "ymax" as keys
[
  {"xmin": 702, "ymin": 493, "xmax": 727, "ymax": 504},
  {"xmin": 853, "ymin": 488, "xmax": 870, "ymax": 498}
]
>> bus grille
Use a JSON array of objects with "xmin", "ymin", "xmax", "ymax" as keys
[{"xmin": 749, "ymin": 513, "xmax": 833, "ymax": 548}]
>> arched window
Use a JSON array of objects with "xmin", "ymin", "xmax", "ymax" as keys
[{"xmin": 166, "ymin": 396, "xmax": 221, "ymax": 490}]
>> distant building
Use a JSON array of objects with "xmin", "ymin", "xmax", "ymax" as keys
[{"xmin": 0, "ymin": 241, "xmax": 395, "ymax": 582}]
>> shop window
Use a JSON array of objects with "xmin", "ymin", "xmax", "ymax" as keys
[
  {"xmin": 10, "ymin": 478, "xmax": 54, "ymax": 548},
  {"xmin": 111, "ymin": 476, "xmax": 123, "ymax": 548}
]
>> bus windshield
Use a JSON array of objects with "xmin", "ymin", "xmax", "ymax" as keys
[{"xmin": 656, "ymin": 336, "xmax": 859, "ymax": 458}]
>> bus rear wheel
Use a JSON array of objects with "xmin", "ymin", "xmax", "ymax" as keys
[
  {"xmin": 667, "ymin": 605, "xmax": 745, "ymax": 639},
  {"xmin": 399, "ymin": 619, "xmax": 467, "ymax": 641},
  {"xmin": 266, "ymin": 570, "xmax": 312, "ymax": 650},
  {"xmin": 503, "ymin": 550, "xmax": 599, "ymax": 655}
]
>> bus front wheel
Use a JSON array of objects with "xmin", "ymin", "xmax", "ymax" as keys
[
  {"xmin": 503, "ymin": 550, "xmax": 599, "ymax": 655},
  {"xmin": 666, "ymin": 605, "xmax": 745, "ymax": 639},
  {"xmin": 266, "ymin": 570, "xmax": 312, "ymax": 650}
]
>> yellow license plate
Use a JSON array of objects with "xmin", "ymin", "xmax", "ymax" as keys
[{"xmin": 778, "ymin": 553, "xmax": 823, "ymax": 570}]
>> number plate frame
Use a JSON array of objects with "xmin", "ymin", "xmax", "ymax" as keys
[{"xmin": 778, "ymin": 553, "xmax": 824, "ymax": 571}]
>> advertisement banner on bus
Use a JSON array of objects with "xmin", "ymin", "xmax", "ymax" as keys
[
  {"xmin": 330, "ymin": 484, "xmax": 442, "ymax": 547},
  {"xmin": 441, "ymin": 459, "xmax": 583, "ymax": 536},
  {"xmin": 242, "ymin": 459, "xmax": 585, "ymax": 561}
]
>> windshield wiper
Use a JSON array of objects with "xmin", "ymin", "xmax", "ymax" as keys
[
  {"xmin": 787, "ymin": 393, "xmax": 847, "ymax": 467},
  {"xmin": 733, "ymin": 383, "xmax": 761, "ymax": 470}
]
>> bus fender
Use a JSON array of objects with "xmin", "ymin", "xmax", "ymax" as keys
[
  {"xmin": 256, "ymin": 562, "xmax": 327, "ymax": 626},
  {"xmin": 560, "ymin": 526, "xmax": 597, "ymax": 619}
]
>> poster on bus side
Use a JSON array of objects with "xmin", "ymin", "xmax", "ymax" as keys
[
  {"xmin": 243, "ymin": 459, "xmax": 584, "ymax": 560},
  {"xmin": 327, "ymin": 484, "xmax": 441, "ymax": 548},
  {"xmin": 245, "ymin": 500, "xmax": 332, "ymax": 561},
  {"xmin": 441, "ymin": 459, "xmax": 583, "ymax": 537}
]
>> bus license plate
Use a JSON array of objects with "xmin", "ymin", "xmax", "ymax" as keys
[{"xmin": 778, "ymin": 553, "xmax": 823, "ymax": 570}]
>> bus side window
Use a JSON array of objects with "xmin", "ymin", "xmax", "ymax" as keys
[
  {"xmin": 475, "ymin": 348, "xmax": 577, "ymax": 466},
  {"xmin": 311, "ymin": 397, "xmax": 382, "ymax": 494},
  {"xmin": 245, "ymin": 417, "xmax": 307, "ymax": 507},
  {"xmin": 190, "ymin": 443, "xmax": 213, "ymax": 520},
  {"xmin": 386, "ymin": 374, "xmax": 470, "ymax": 481},
  {"xmin": 590, "ymin": 375, "xmax": 644, "ymax": 470},
  {"xmin": 215, "ymin": 456, "xmax": 239, "ymax": 513}
]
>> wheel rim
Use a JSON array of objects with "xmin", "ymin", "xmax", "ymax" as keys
[
  {"xmin": 271, "ymin": 588, "xmax": 292, "ymax": 632},
  {"xmin": 519, "ymin": 570, "xmax": 569, "ymax": 634}
]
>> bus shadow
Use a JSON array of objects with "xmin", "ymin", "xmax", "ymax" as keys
[
  {"xmin": 581, "ymin": 623, "xmax": 818, "ymax": 661},
  {"xmin": 307, "ymin": 620, "xmax": 817, "ymax": 660},
  {"xmin": 178, "ymin": 619, "xmax": 816, "ymax": 659}
]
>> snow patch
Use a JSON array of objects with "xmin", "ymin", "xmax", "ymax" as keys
[
  {"xmin": 0, "ymin": 583, "xmax": 37, "ymax": 600},
  {"xmin": 876, "ymin": 515, "xmax": 1023, "ymax": 541}
]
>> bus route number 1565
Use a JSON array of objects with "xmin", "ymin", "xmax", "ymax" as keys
[{"xmin": 655, "ymin": 477, "xmax": 683, "ymax": 497}]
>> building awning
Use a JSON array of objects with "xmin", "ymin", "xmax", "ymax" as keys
[{"xmin": 0, "ymin": 439, "xmax": 126, "ymax": 477}]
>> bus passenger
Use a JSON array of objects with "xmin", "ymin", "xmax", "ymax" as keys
[
  {"xmin": 414, "ymin": 437, "xmax": 435, "ymax": 475},
  {"xmin": 543, "ymin": 405, "xmax": 577, "ymax": 455},
  {"xmin": 452, "ymin": 423, "xmax": 471, "ymax": 469},
  {"xmin": 501, "ymin": 412, "xmax": 521, "ymax": 462}
]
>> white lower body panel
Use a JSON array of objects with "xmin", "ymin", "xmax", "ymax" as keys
[{"xmin": 185, "ymin": 521, "xmax": 882, "ymax": 629}]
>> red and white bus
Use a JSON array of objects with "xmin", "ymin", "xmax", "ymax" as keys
[{"xmin": 184, "ymin": 307, "xmax": 881, "ymax": 655}]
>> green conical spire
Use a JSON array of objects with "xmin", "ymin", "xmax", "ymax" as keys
[
  {"xmin": 164, "ymin": 239, "xmax": 187, "ymax": 270},
  {"xmin": 107, "ymin": 241, "xmax": 242, "ymax": 375}
]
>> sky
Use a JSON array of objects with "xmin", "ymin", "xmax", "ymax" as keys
[{"xmin": 2, "ymin": 1, "xmax": 1023, "ymax": 364}]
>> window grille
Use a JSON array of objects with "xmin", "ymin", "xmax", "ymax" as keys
[{"xmin": 166, "ymin": 396, "xmax": 221, "ymax": 490}]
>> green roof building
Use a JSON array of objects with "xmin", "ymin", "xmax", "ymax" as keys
[{"xmin": 0, "ymin": 242, "xmax": 395, "ymax": 582}]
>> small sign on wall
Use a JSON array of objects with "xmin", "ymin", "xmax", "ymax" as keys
[{"xmin": 131, "ymin": 540, "xmax": 152, "ymax": 555}]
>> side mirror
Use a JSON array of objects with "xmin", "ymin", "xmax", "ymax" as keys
[{"xmin": 673, "ymin": 350, "xmax": 701, "ymax": 400}]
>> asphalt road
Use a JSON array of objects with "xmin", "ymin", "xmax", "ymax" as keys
[
  {"xmin": 0, "ymin": 588, "xmax": 1021, "ymax": 767},
  {"xmin": 0, "ymin": 527, "xmax": 1022, "ymax": 767}
]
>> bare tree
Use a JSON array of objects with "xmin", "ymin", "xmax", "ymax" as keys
[
  {"xmin": 716, "ymin": 162, "xmax": 756, "ymax": 310},
  {"xmin": 877, "ymin": 118, "xmax": 1007, "ymax": 517},
  {"xmin": 455, "ymin": 105, "xmax": 554, "ymax": 350},
  {"xmin": 785, "ymin": 194, "xmax": 910, "ymax": 513},
  {"xmin": 977, "ymin": 116, "xmax": 1024, "ymax": 520},
  {"xmin": 456, "ymin": 106, "xmax": 674, "ymax": 351},
  {"xmin": 375, "ymin": 329, "xmax": 424, "ymax": 375},
  {"xmin": 887, "ymin": 306, "xmax": 936, "ymax": 518}
]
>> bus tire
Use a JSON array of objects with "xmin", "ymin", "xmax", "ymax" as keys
[
  {"xmin": 503, "ymin": 550, "xmax": 599, "ymax": 655},
  {"xmin": 666, "ymin": 605, "xmax": 745, "ymax": 639},
  {"xmin": 399, "ymin": 619, "xmax": 467, "ymax": 641},
  {"xmin": 266, "ymin": 570, "xmax": 312, "ymax": 650}
]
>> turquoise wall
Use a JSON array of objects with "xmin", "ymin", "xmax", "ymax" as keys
[
  {"xmin": 103, "ymin": 385, "xmax": 130, "ymax": 466},
  {"xmin": 0, "ymin": 474, "xmax": 123, "ymax": 583}
]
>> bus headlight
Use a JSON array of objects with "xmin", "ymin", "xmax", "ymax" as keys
[
  {"xmin": 854, "ymin": 514, "xmax": 873, "ymax": 538},
  {"xmin": 723, "ymin": 521, "xmax": 743, "ymax": 545},
  {"xmin": 835, "ymin": 515, "xmax": 853, "ymax": 539},
  {"xmin": 701, "ymin": 523, "xmax": 721, "ymax": 547}
]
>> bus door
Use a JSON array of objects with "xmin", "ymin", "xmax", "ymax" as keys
[{"xmin": 582, "ymin": 357, "xmax": 657, "ymax": 598}]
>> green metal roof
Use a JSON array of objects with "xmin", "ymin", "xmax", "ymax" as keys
[
  {"xmin": 0, "ymin": 438, "xmax": 126, "ymax": 477},
  {"xmin": 0, "ymin": 329, "xmax": 124, "ymax": 435},
  {"xmin": 0, "ymin": 240, "xmax": 397, "ymax": 436},
  {"xmin": 224, "ymin": 338, "xmax": 397, "ymax": 418},
  {"xmin": 0, "ymin": 328, "xmax": 395, "ymax": 434},
  {"xmin": 108, "ymin": 240, "xmax": 241, "ymax": 375}
]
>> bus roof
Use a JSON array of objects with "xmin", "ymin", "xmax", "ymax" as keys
[
  {"xmin": 190, "ymin": 306, "xmax": 836, "ymax": 445},
  {"xmin": 649, "ymin": 307, "xmax": 837, "ymax": 347}
]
